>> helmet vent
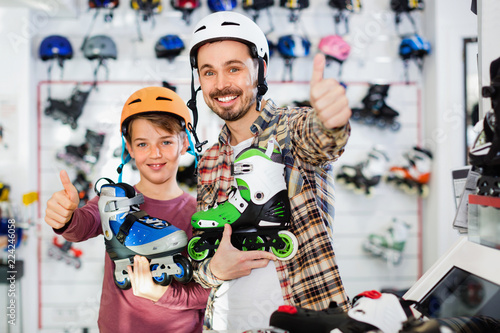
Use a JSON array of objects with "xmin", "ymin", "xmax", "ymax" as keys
[
  {"xmin": 221, "ymin": 21, "xmax": 239, "ymax": 27},
  {"xmin": 194, "ymin": 26, "xmax": 206, "ymax": 33},
  {"xmin": 156, "ymin": 96, "xmax": 173, "ymax": 101},
  {"xmin": 128, "ymin": 98, "xmax": 141, "ymax": 105}
]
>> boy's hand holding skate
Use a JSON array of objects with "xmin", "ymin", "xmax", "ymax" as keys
[
  {"xmin": 128, "ymin": 255, "xmax": 168, "ymax": 302},
  {"xmin": 45, "ymin": 170, "xmax": 80, "ymax": 229}
]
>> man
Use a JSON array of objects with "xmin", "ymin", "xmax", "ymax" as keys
[{"xmin": 188, "ymin": 11, "xmax": 352, "ymax": 331}]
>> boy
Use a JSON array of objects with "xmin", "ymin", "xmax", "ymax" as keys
[{"xmin": 44, "ymin": 86, "xmax": 210, "ymax": 333}]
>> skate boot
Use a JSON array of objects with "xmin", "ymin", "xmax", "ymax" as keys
[
  {"xmin": 386, "ymin": 147, "xmax": 433, "ymax": 197},
  {"xmin": 336, "ymin": 146, "xmax": 389, "ymax": 196},
  {"xmin": 270, "ymin": 290, "xmax": 416, "ymax": 333},
  {"xmin": 97, "ymin": 180, "xmax": 192, "ymax": 289},
  {"xmin": 363, "ymin": 218, "xmax": 411, "ymax": 265},
  {"xmin": 187, "ymin": 139, "xmax": 298, "ymax": 262},
  {"xmin": 44, "ymin": 86, "xmax": 91, "ymax": 129},
  {"xmin": 56, "ymin": 129, "xmax": 105, "ymax": 173},
  {"xmin": 469, "ymin": 56, "xmax": 500, "ymax": 197},
  {"xmin": 351, "ymin": 84, "xmax": 401, "ymax": 131}
]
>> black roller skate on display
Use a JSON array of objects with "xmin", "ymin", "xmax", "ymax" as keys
[
  {"xmin": 336, "ymin": 146, "xmax": 389, "ymax": 196},
  {"xmin": 73, "ymin": 171, "xmax": 92, "ymax": 208},
  {"xmin": 270, "ymin": 290, "xmax": 416, "ymax": 333},
  {"xmin": 44, "ymin": 86, "xmax": 91, "ymax": 129},
  {"xmin": 386, "ymin": 147, "xmax": 433, "ymax": 197},
  {"xmin": 97, "ymin": 180, "xmax": 192, "ymax": 289},
  {"xmin": 187, "ymin": 140, "xmax": 298, "ymax": 262},
  {"xmin": 48, "ymin": 236, "xmax": 83, "ymax": 269},
  {"xmin": 469, "ymin": 57, "xmax": 500, "ymax": 197},
  {"xmin": 351, "ymin": 84, "xmax": 401, "ymax": 131},
  {"xmin": 56, "ymin": 129, "xmax": 105, "ymax": 174}
]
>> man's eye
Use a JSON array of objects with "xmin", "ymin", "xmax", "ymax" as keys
[
  {"xmin": 204, "ymin": 71, "xmax": 214, "ymax": 76},
  {"xmin": 229, "ymin": 68, "xmax": 239, "ymax": 73}
]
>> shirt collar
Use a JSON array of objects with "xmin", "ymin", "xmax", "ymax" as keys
[{"xmin": 217, "ymin": 99, "xmax": 278, "ymax": 146}]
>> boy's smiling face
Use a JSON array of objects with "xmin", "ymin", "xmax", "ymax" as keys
[{"xmin": 126, "ymin": 118, "xmax": 188, "ymax": 187}]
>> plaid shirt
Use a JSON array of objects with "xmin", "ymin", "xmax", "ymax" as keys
[{"xmin": 193, "ymin": 99, "xmax": 351, "ymax": 329}]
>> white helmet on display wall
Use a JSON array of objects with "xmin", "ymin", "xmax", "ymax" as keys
[{"xmin": 187, "ymin": 11, "xmax": 269, "ymax": 126}]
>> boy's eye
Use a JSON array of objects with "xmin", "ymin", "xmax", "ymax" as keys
[
  {"xmin": 162, "ymin": 140, "xmax": 172, "ymax": 145},
  {"xmin": 137, "ymin": 142, "xmax": 146, "ymax": 147}
]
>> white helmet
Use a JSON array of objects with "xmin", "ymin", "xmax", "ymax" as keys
[{"xmin": 189, "ymin": 11, "xmax": 269, "ymax": 68}]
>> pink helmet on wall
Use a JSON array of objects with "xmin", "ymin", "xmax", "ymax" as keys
[{"xmin": 318, "ymin": 34, "xmax": 351, "ymax": 63}]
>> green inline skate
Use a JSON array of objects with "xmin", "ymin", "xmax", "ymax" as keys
[{"xmin": 187, "ymin": 139, "xmax": 298, "ymax": 261}]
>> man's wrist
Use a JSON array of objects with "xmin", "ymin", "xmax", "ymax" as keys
[{"xmin": 206, "ymin": 258, "xmax": 225, "ymax": 285}]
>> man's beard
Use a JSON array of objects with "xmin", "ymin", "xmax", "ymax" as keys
[{"xmin": 208, "ymin": 87, "xmax": 256, "ymax": 122}]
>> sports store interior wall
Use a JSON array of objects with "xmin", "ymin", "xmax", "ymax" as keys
[{"xmin": 0, "ymin": 0, "xmax": 489, "ymax": 332}]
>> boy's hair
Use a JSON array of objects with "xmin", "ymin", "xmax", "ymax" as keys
[{"xmin": 124, "ymin": 112, "xmax": 187, "ymax": 144}]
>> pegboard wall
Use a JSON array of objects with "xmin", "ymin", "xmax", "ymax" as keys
[{"xmin": 35, "ymin": 0, "xmax": 428, "ymax": 331}]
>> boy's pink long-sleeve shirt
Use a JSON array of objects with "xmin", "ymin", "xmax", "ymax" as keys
[{"xmin": 57, "ymin": 190, "xmax": 210, "ymax": 333}]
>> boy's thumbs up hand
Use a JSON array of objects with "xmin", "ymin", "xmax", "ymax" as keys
[
  {"xmin": 44, "ymin": 170, "xmax": 80, "ymax": 229},
  {"xmin": 309, "ymin": 53, "xmax": 351, "ymax": 129}
]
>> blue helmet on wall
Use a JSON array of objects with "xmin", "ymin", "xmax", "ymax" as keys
[
  {"xmin": 155, "ymin": 34, "xmax": 185, "ymax": 59},
  {"xmin": 39, "ymin": 35, "xmax": 73, "ymax": 61},
  {"xmin": 207, "ymin": 0, "xmax": 237, "ymax": 12},
  {"xmin": 399, "ymin": 34, "xmax": 431, "ymax": 60},
  {"xmin": 277, "ymin": 34, "xmax": 311, "ymax": 59}
]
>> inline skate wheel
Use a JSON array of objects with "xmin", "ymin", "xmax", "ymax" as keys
[
  {"xmin": 271, "ymin": 231, "xmax": 298, "ymax": 261},
  {"xmin": 115, "ymin": 275, "xmax": 131, "ymax": 290},
  {"xmin": 242, "ymin": 236, "xmax": 267, "ymax": 251},
  {"xmin": 173, "ymin": 255, "xmax": 193, "ymax": 284},
  {"xmin": 419, "ymin": 184, "xmax": 429, "ymax": 198},
  {"xmin": 364, "ymin": 115, "xmax": 375, "ymax": 125},
  {"xmin": 151, "ymin": 263, "xmax": 173, "ymax": 286},
  {"xmin": 351, "ymin": 108, "xmax": 362, "ymax": 121},
  {"xmin": 187, "ymin": 236, "xmax": 210, "ymax": 262},
  {"xmin": 390, "ymin": 121, "xmax": 401, "ymax": 131},
  {"xmin": 375, "ymin": 118, "xmax": 387, "ymax": 129}
]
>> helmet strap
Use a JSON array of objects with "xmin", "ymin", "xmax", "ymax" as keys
[
  {"xmin": 80, "ymin": 9, "xmax": 100, "ymax": 52},
  {"xmin": 117, "ymin": 135, "xmax": 131, "ymax": 183},
  {"xmin": 256, "ymin": 56, "xmax": 268, "ymax": 111},
  {"xmin": 187, "ymin": 70, "xmax": 207, "ymax": 152},
  {"xmin": 185, "ymin": 127, "xmax": 199, "ymax": 170}
]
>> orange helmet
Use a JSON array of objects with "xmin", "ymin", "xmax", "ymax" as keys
[{"xmin": 120, "ymin": 86, "xmax": 192, "ymax": 136}]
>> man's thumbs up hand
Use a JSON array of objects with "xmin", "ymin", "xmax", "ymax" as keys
[{"xmin": 309, "ymin": 53, "xmax": 351, "ymax": 129}]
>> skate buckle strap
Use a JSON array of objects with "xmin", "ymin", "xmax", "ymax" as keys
[
  {"xmin": 116, "ymin": 210, "xmax": 148, "ymax": 244},
  {"xmin": 277, "ymin": 305, "xmax": 298, "ymax": 315},
  {"xmin": 232, "ymin": 162, "xmax": 253, "ymax": 175},
  {"xmin": 105, "ymin": 193, "xmax": 144, "ymax": 212},
  {"xmin": 352, "ymin": 290, "xmax": 382, "ymax": 304}
]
